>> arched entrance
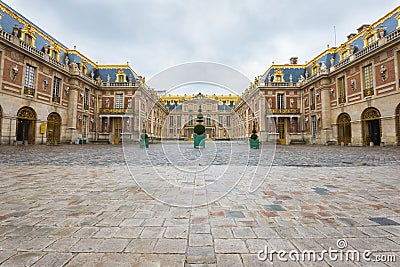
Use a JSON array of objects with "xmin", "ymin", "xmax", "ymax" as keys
[
  {"xmin": 337, "ymin": 113, "xmax": 351, "ymax": 145},
  {"xmin": 362, "ymin": 107, "xmax": 381, "ymax": 146},
  {"xmin": 16, "ymin": 106, "xmax": 37, "ymax": 144},
  {"xmin": 396, "ymin": 103, "xmax": 400, "ymax": 145},
  {"xmin": 47, "ymin": 112, "xmax": 61, "ymax": 144}
]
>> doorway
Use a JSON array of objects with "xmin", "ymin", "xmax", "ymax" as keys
[
  {"xmin": 278, "ymin": 118, "xmax": 285, "ymax": 144},
  {"xmin": 114, "ymin": 118, "xmax": 121, "ymax": 144},
  {"xmin": 362, "ymin": 107, "xmax": 381, "ymax": 146},
  {"xmin": 47, "ymin": 112, "xmax": 61, "ymax": 144},
  {"xmin": 16, "ymin": 107, "xmax": 37, "ymax": 144},
  {"xmin": 337, "ymin": 113, "xmax": 351, "ymax": 145}
]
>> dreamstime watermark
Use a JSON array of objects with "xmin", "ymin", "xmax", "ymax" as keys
[{"xmin": 257, "ymin": 239, "xmax": 397, "ymax": 263}]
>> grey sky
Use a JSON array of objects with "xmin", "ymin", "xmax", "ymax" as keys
[{"xmin": 5, "ymin": 0, "xmax": 399, "ymax": 81}]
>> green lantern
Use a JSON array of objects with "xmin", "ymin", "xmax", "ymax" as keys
[
  {"xmin": 140, "ymin": 121, "xmax": 149, "ymax": 148},
  {"xmin": 194, "ymin": 105, "xmax": 206, "ymax": 148},
  {"xmin": 250, "ymin": 121, "xmax": 260, "ymax": 149}
]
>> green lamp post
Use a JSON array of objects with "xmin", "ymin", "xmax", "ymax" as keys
[
  {"xmin": 194, "ymin": 105, "xmax": 206, "ymax": 148},
  {"xmin": 250, "ymin": 121, "xmax": 260, "ymax": 149}
]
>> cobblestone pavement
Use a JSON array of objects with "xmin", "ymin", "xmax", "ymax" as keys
[{"xmin": 0, "ymin": 143, "xmax": 399, "ymax": 266}]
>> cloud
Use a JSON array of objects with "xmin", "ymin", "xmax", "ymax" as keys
[{"xmin": 5, "ymin": 0, "xmax": 399, "ymax": 87}]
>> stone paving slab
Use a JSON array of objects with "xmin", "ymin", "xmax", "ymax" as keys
[{"xmin": 0, "ymin": 144, "xmax": 399, "ymax": 266}]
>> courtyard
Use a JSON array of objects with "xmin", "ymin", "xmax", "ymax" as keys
[{"xmin": 0, "ymin": 143, "xmax": 399, "ymax": 266}]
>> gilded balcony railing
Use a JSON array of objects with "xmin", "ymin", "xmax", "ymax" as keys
[
  {"xmin": 271, "ymin": 108, "xmax": 300, "ymax": 114},
  {"xmin": 24, "ymin": 87, "xmax": 35, "ymax": 96},
  {"xmin": 52, "ymin": 96, "xmax": 60, "ymax": 103},
  {"xmin": 99, "ymin": 108, "xmax": 128, "ymax": 114}
]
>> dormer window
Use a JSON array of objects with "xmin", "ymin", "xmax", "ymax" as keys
[
  {"xmin": 81, "ymin": 60, "xmax": 87, "ymax": 75},
  {"xmin": 24, "ymin": 34, "xmax": 32, "ymax": 45},
  {"xmin": 273, "ymin": 68, "xmax": 285, "ymax": 82},
  {"xmin": 116, "ymin": 69, "xmax": 127, "ymax": 82},
  {"xmin": 311, "ymin": 61, "xmax": 319, "ymax": 75},
  {"xmin": 366, "ymin": 35, "xmax": 375, "ymax": 45},
  {"xmin": 20, "ymin": 24, "xmax": 36, "ymax": 47},
  {"xmin": 52, "ymin": 51, "xmax": 58, "ymax": 60},
  {"xmin": 363, "ymin": 26, "xmax": 378, "ymax": 46},
  {"xmin": 49, "ymin": 43, "xmax": 61, "ymax": 61},
  {"xmin": 341, "ymin": 50, "xmax": 349, "ymax": 60}
]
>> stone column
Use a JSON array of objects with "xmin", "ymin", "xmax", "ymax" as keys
[
  {"xmin": 259, "ymin": 92, "xmax": 267, "ymax": 143},
  {"xmin": 66, "ymin": 77, "xmax": 79, "ymax": 143},
  {"xmin": 133, "ymin": 90, "xmax": 141, "ymax": 141},
  {"xmin": 319, "ymin": 78, "xmax": 333, "ymax": 144}
]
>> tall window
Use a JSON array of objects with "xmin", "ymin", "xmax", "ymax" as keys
[
  {"xmin": 24, "ymin": 64, "xmax": 36, "ymax": 96},
  {"xmin": 311, "ymin": 116, "xmax": 317, "ymax": 139},
  {"xmin": 52, "ymin": 77, "xmax": 61, "ymax": 103},
  {"xmin": 218, "ymin": 116, "xmax": 223, "ymax": 125},
  {"xmin": 189, "ymin": 115, "xmax": 194, "ymax": 125},
  {"xmin": 338, "ymin": 76, "xmax": 346, "ymax": 104},
  {"xmin": 169, "ymin": 116, "xmax": 174, "ymax": 126},
  {"xmin": 115, "ymin": 93, "xmax": 124, "ymax": 109},
  {"xmin": 206, "ymin": 116, "xmax": 211, "ymax": 125},
  {"xmin": 84, "ymin": 89, "xmax": 90, "ymax": 110},
  {"xmin": 277, "ymin": 93, "xmax": 285, "ymax": 109},
  {"xmin": 226, "ymin": 116, "xmax": 231, "ymax": 126},
  {"xmin": 363, "ymin": 64, "xmax": 374, "ymax": 97},
  {"xmin": 310, "ymin": 88, "xmax": 315, "ymax": 110},
  {"xmin": 177, "ymin": 116, "xmax": 181, "ymax": 127}
]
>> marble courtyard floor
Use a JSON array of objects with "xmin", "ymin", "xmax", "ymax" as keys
[{"xmin": 0, "ymin": 143, "xmax": 399, "ymax": 266}]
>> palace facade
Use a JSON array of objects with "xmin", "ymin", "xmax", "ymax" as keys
[
  {"xmin": 0, "ymin": 2, "xmax": 399, "ymax": 146},
  {"xmin": 236, "ymin": 6, "xmax": 400, "ymax": 146},
  {"xmin": 160, "ymin": 93, "xmax": 239, "ymax": 140},
  {"xmin": 0, "ymin": 2, "xmax": 167, "ymax": 145}
]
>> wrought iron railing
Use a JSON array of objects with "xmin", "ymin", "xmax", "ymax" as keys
[
  {"xmin": 24, "ymin": 87, "xmax": 35, "ymax": 96},
  {"xmin": 271, "ymin": 108, "xmax": 300, "ymax": 114},
  {"xmin": 99, "ymin": 108, "xmax": 128, "ymax": 114}
]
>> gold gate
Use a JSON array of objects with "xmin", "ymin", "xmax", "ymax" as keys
[
  {"xmin": 362, "ymin": 107, "xmax": 381, "ymax": 146},
  {"xmin": 278, "ymin": 118, "xmax": 285, "ymax": 144},
  {"xmin": 337, "ymin": 113, "xmax": 351, "ymax": 145},
  {"xmin": 47, "ymin": 112, "xmax": 61, "ymax": 144},
  {"xmin": 16, "ymin": 107, "xmax": 36, "ymax": 144},
  {"xmin": 114, "ymin": 118, "xmax": 121, "ymax": 144}
]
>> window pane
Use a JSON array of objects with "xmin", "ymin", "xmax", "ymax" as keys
[{"xmin": 115, "ymin": 94, "xmax": 124, "ymax": 109}]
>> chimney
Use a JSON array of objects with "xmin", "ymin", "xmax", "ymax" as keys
[
  {"xmin": 290, "ymin": 57, "xmax": 298, "ymax": 65},
  {"xmin": 347, "ymin": 33, "xmax": 357, "ymax": 40},
  {"xmin": 357, "ymin": 24, "xmax": 370, "ymax": 33}
]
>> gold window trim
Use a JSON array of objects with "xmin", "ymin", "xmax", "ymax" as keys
[
  {"xmin": 362, "ymin": 26, "xmax": 378, "ymax": 46},
  {"xmin": 20, "ymin": 24, "xmax": 36, "ymax": 47},
  {"xmin": 116, "ymin": 68, "xmax": 127, "ymax": 82},
  {"xmin": 50, "ymin": 42, "xmax": 61, "ymax": 61},
  {"xmin": 273, "ymin": 68, "xmax": 285, "ymax": 82}
]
